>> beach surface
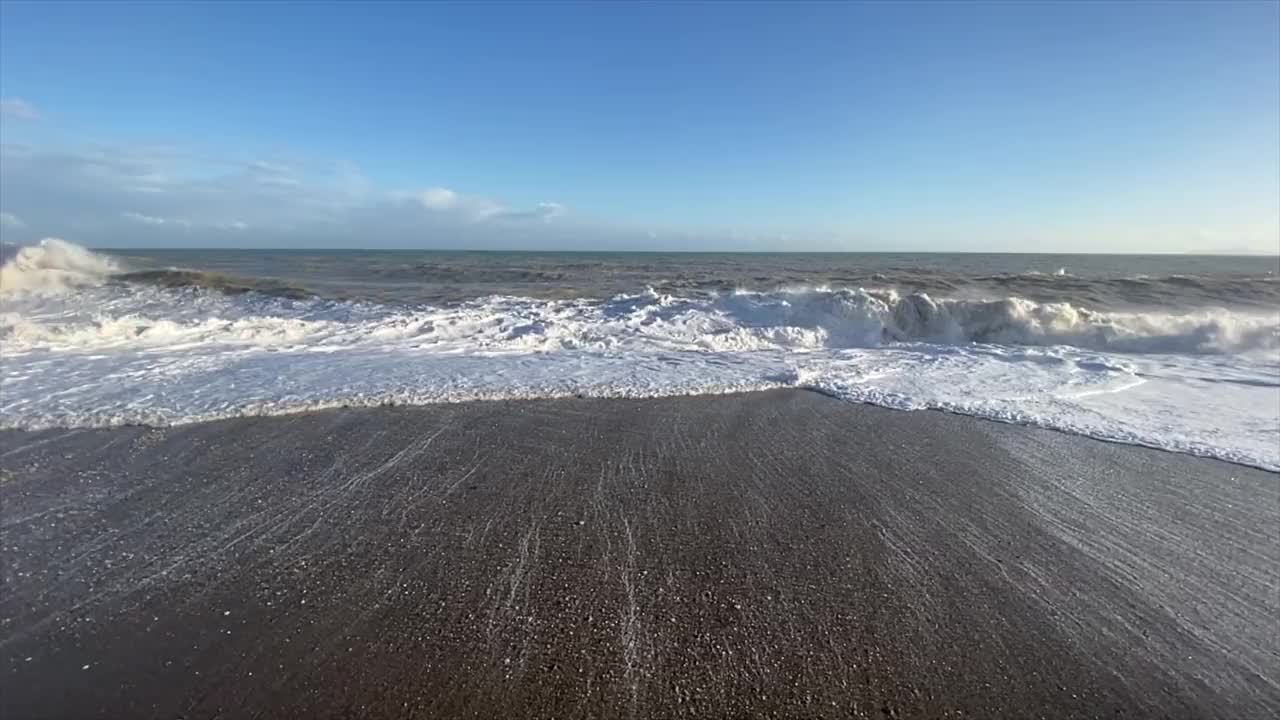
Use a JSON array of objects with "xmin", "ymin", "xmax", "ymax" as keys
[{"xmin": 1, "ymin": 390, "xmax": 1277, "ymax": 719}]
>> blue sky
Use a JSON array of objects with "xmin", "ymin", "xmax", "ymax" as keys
[{"xmin": 1, "ymin": 0, "xmax": 1277, "ymax": 252}]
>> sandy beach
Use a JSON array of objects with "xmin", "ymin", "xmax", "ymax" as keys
[{"xmin": 1, "ymin": 390, "xmax": 1277, "ymax": 719}]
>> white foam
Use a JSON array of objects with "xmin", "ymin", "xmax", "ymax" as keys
[
  {"xmin": 2, "ymin": 243, "xmax": 1277, "ymax": 471},
  {"xmin": 6, "ymin": 285, "xmax": 1276, "ymax": 356},
  {"xmin": 0, "ymin": 238, "xmax": 119, "ymax": 294},
  {"xmin": 798, "ymin": 348, "xmax": 1279, "ymax": 469}
]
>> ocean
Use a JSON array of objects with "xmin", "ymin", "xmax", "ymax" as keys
[{"xmin": 2, "ymin": 239, "xmax": 1278, "ymax": 469}]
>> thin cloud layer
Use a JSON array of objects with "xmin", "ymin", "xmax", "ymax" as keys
[
  {"xmin": 0, "ymin": 142, "xmax": 598, "ymax": 248},
  {"xmin": 0, "ymin": 98, "xmax": 40, "ymax": 120}
]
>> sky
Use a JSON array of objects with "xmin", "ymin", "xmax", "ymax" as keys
[{"xmin": 0, "ymin": 0, "xmax": 1277, "ymax": 253}]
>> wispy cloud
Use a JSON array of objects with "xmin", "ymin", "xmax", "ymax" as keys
[
  {"xmin": 122, "ymin": 211, "xmax": 182, "ymax": 227},
  {"xmin": 0, "ymin": 98, "xmax": 41, "ymax": 121},
  {"xmin": 0, "ymin": 142, "xmax": 589, "ymax": 248},
  {"xmin": 416, "ymin": 187, "xmax": 467, "ymax": 212},
  {"xmin": 246, "ymin": 160, "xmax": 301, "ymax": 187},
  {"xmin": 410, "ymin": 187, "xmax": 565, "ymax": 223},
  {"xmin": 122, "ymin": 211, "xmax": 248, "ymax": 231},
  {"xmin": 0, "ymin": 211, "xmax": 25, "ymax": 228},
  {"xmin": 490, "ymin": 202, "xmax": 566, "ymax": 222}
]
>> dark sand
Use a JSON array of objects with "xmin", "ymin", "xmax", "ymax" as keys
[{"xmin": 1, "ymin": 390, "xmax": 1277, "ymax": 719}]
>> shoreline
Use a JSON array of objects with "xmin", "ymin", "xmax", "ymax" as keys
[
  {"xmin": 4, "ymin": 386, "xmax": 1276, "ymax": 473},
  {"xmin": 2, "ymin": 389, "xmax": 1277, "ymax": 718}
]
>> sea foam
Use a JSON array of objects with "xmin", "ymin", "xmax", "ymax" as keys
[
  {"xmin": 0, "ymin": 238, "xmax": 119, "ymax": 294},
  {"xmin": 2, "ymin": 241, "xmax": 1277, "ymax": 470}
]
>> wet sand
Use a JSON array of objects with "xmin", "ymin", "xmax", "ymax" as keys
[{"xmin": 1, "ymin": 390, "xmax": 1277, "ymax": 719}]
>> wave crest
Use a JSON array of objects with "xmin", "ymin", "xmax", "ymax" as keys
[
  {"xmin": 687, "ymin": 288, "xmax": 1278, "ymax": 355},
  {"xmin": 117, "ymin": 269, "xmax": 314, "ymax": 300},
  {"xmin": 3, "ymin": 246, "xmax": 1276, "ymax": 469},
  {"xmin": 0, "ymin": 238, "xmax": 119, "ymax": 294},
  {"xmin": 4, "ymin": 282, "xmax": 1276, "ymax": 357}
]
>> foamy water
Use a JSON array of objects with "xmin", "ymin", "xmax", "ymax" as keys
[{"xmin": 3, "ymin": 239, "xmax": 1278, "ymax": 470}]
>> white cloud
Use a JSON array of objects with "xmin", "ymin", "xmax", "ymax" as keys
[
  {"xmin": 536, "ymin": 202, "xmax": 565, "ymax": 220},
  {"xmin": 123, "ymin": 211, "xmax": 249, "ymax": 231},
  {"xmin": 0, "ymin": 211, "xmax": 25, "ymax": 228},
  {"xmin": 0, "ymin": 143, "xmax": 587, "ymax": 248},
  {"xmin": 122, "ymin": 211, "xmax": 177, "ymax": 226},
  {"xmin": 246, "ymin": 160, "xmax": 300, "ymax": 187},
  {"xmin": 248, "ymin": 160, "xmax": 291, "ymax": 174},
  {"xmin": 418, "ymin": 187, "xmax": 461, "ymax": 211},
  {"xmin": 0, "ymin": 98, "xmax": 41, "ymax": 121},
  {"xmin": 412, "ymin": 187, "xmax": 564, "ymax": 223}
]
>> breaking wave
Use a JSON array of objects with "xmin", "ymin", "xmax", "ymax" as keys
[
  {"xmin": 2, "ymin": 240, "xmax": 1277, "ymax": 469},
  {"xmin": 115, "ymin": 270, "xmax": 314, "ymax": 300},
  {"xmin": 0, "ymin": 238, "xmax": 119, "ymax": 293},
  {"xmin": 2, "ymin": 241, "xmax": 1275, "ymax": 356},
  {"xmin": 0, "ymin": 237, "xmax": 313, "ymax": 299},
  {"xmin": 710, "ymin": 288, "xmax": 1279, "ymax": 355},
  {"xmin": 3, "ymin": 285, "xmax": 1276, "ymax": 356}
]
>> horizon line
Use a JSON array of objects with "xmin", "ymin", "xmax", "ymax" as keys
[{"xmin": 79, "ymin": 246, "xmax": 1280, "ymax": 258}]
